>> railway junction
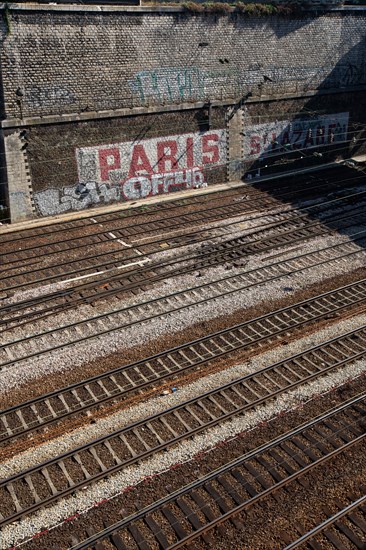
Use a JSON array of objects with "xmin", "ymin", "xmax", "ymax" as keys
[{"xmin": 0, "ymin": 1, "xmax": 366, "ymax": 549}]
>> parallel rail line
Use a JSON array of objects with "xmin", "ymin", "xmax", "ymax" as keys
[
  {"xmin": 283, "ymin": 494, "xmax": 366, "ymax": 549},
  {"xmin": 3, "ymin": 183, "xmax": 365, "ymax": 268},
  {"xmin": 1, "ymin": 166, "xmax": 355, "ymax": 249},
  {"xmin": 2, "ymin": 201, "xmax": 366, "ymax": 297},
  {"xmin": 65, "ymin": 395, "xmax": 366, "ymax": 550},
  {"xmin": 1, "ymin": 333, "xmax": 365, "ymax": 526},
  {"xmin": 2, "ymin": 280, "xmax": 366, "ymax": 444},
  {"xmin": 2, "ymin": 236, "xmax": 366, "ymax": 373},
  {"xmin": 3, "ymin": 227, "xmax": 366, "ymax": 331}
]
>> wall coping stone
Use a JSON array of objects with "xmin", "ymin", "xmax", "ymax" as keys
[
  {"xmin": 3, "ymin": 85, "xmax": 366, "ymax": 130},
  {"xmin": 1, "ymin": 3, "xmax": 366, "ymax": 13}
]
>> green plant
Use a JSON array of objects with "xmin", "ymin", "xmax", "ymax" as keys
[{"xmin": 204, "ymin": 2, "xmax": 232, "ymax": 12}]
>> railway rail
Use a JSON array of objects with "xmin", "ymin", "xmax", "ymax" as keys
[
  {"xmin": 3, "ymin": 225, "xmax": 366, "ymax": 332},
  {"xmin": 283, "ymin": 494, "xmax": 366, "ymax": 549},
  {"xmin": 2, "ymin": 274, "xmax": 366, "ymax": 428},
  {"xmin": 2, "ymin": 197, "xmax": 366, "ymax": 300},
  {"xmin": 0, "ymin": 166, "xmax": 356, "ymax": 250},
  {"xmin": 2, "ymin": 181, "xmax": 365, "ymax": 270},
  {"xmin": 1, "ymin": 179, "xmax": 364, "ymax": 294},
  {"xmin": 0, "ymin": 239, "xmax": 363, "ymax": 370},
  {"xmin": 63, "ymin": 395, "xmax": 366, "ymax": 550},
  {"xmin": 1, "ymin": 330, "xmax": 365, "ymax": 527}
]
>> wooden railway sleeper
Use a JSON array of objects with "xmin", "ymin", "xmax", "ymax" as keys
[
  {"xmin": 6, "ymin": 482, "xmax": 23, "ymax": 512},
  {"xmin": 203, "ymin": 482, "xmax": 243, "ymax": 529},
  {"xmin": 190, "ymin": 489, "xmax": 226, "ymax": 536},
  {"xmin": 144, "ymin": 514, "xmax": 170, "ymax": 548},
  {"xmin": 58, "ymin": 460, "xmax": 75, "ymax": 486},
  {"xmin": 217, "ymin": 475, "xmax": 244, "ymax": 506},
  {"xmin": 89, "ymin": 447, "xmax": 108, "ymax": 472},
  {"xmin": 118, "ymin": 434, "xmax": 137, "ymax": 458},
  {"xmin": 301, "ymin": 431, "xmax": 333, "ymax": 455},
  {"xmin": 161, "ymin": 506, "xmax": 189, "ymax": 541},
  {"xmin": 74, "ymin": 453, "xmax": 92, "ymax": 479},
  {"xmin": 244, "ymin": 461, "xmax": 273, "ymax": 491},
  {"xmin": 40, "ymin": 467, "xmax": 58, "ymax": 495},
  {"xmin": 312, "ymin": 424, "xmax": 348, "ymax": 448},
  {"xmin": 24, "ymin": 475, "xmax": 41, "ymax": 504},
  {"xmin": 176, "ymin": 497, "xmax": 214, "ymax": 546}
]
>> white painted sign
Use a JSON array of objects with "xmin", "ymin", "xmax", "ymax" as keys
[
  {"xmin": 243, "ymin": 112, "xmax": 349, "ymax": 159},
  {"xmin": 76, "ymin": 129, "xmax": 227, "ymax": 201}
]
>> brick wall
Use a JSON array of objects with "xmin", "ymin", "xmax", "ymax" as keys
[
  {"xmin": 1, "ymin": 5, "xmax": 366, "ymax": 220},
  {"xmin": 1, "ymin": 7, "xmax": 365, "ymax": 118}
]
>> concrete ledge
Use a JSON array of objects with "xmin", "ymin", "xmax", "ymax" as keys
[
  {"xmin": 2, "ymin": 3, "xmax": 366, "ymax": 14},
  {"xmin": 1, "ymin": 158, "xmax": 361, "ymax": 234},
  {"xmin": 3, "ymin": 86, "xmax": 366, "ymax": 129},
  {"xmin": 1, "ymin": 3, "xmax": 182, "ymax": 12}
]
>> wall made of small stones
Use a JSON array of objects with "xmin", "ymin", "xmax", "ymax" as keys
[
  {"xmin": 1, "ymin": 8, "xmax": 366, "ymax": 119},
  {"xmin": 1, "ymin": 6, "xmax": 366, "ymax": 220}
]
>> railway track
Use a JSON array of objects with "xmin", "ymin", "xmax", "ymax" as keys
[
  {"xmin": 62, "ymin": 395, "xmax": 366, "ymax": 550},
  {"xmin": 283, "ymin": 494, "xmax": 366, "ymax": 549},
  {"xmin": 1, "ymin": 165, "xmax": 357, "ymax": 253},
  {"xmin": 0, "ymin": 226, "xmax": 363, "ymax": 370},
  {"xmin": 2, "ymin": 181, "xmax": 365, "ymax": 270},
  {"xmin": 2, "ymin": 273, "xmax": 366, "ymax": 419},
  {"xmin": 2, "ymin": 195, "xmax": 366, "ymax": 305},
  {"xmin": 3, "ymin": 224, "xmax": 366, "ymax": 332},
  {"xmin": 2, "ymin": 177, "xmax": 366, "ymax": 294},
  {"xmin": 1, "ymin": 328, "xmax": 365, "ymax": 526}
]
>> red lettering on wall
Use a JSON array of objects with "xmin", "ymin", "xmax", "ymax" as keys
[
  {"xmin": 250, "ymin": 136, "xmax": 261, "ymax": 156},
  {"xmin": 128, "ymin": 145, "xmax": 153, "ymax": 178},
  {"xmin": 157, "ymin": 140, "xmax": 178, "ymax": 173},
  {"xmin": 202, "ymin": 134, "xmax": 219, "ymax": 164},
  {"xmin": 186, "ymin": 137, "xmax": 194, "ymax": 169},
  {"xmin": 98, "ymin": 148, "xmax": 121, "ymax": 181}
]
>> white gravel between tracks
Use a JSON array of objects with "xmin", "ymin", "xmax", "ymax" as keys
[
  {"xmin": 1, "ymin": 232, "xmax": 366, "ymax": 397},
  {"xmin": 1, "ymin": 312, "xmax": 366, "ymax": 549}
]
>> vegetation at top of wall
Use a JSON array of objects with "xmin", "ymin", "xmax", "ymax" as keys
[{"xmin": 180, "ymin": 2, "xmax": 304, "ymax": 15}]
